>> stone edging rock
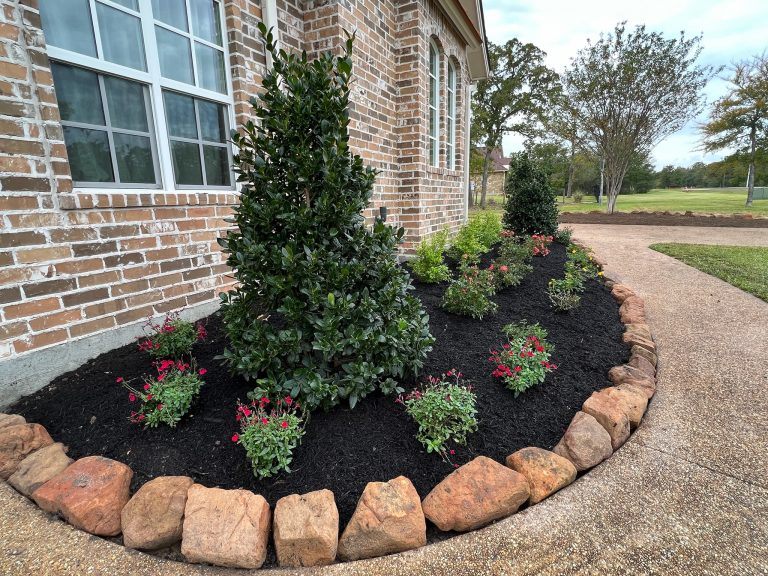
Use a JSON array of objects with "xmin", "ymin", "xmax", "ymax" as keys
[{"xmin": 0, "ymin": 274, "xmax": 657, "ymax": 570}]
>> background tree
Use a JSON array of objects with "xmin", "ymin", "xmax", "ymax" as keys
[
  {"xmin": 563, "ymin": 23, "xmax": 715, "ymax": 213},
  {"xmin": 701, "ymin": 53, "xmax": 768, "ymax": 206},
  {"xmin": 542, "ymin": 89, "xmax": 587, "ymax": 199},
  {"xmin": 471, "ymin": 39, "xmax": 559, "ymax": 208}
]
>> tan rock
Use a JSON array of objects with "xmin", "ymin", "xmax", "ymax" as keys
[
  {"xmin": 611, "ymin": 284, "xmax": 636, "ymax": 304},
  {"xmin": 7, "ymin": 443, "xmax": 72, "ymax": 497},
  {"xmin": 0, "ymin": 423, "xmax": 54, "ymax": 480},
  {"xmin": 553, "ymin": 411, "xmax": 613, "ymax": 471},
  {"xmin": 631, "ymin": 345, "xmax": 657, "ymax": 367},
  {"xmin": 32, "ymin": 456, "xmax": 132, "ymax": 536},
  {"xmin": 421, "ymin": 456, "xmax": 529, "ymax": 532},
  {"xmin": 121, "ymin": 476, "xmax": 193, "ymax": 550},
  {"xmin": 338, "ymin": 476, "xmax": 425, "ymax": 561},
  {"xmin": 0, "ymin": 413, "xmax": 25, "ymax": 430},
  {"xmin": 607, "ymin": 385, "xmax": 650, "ymax": 428},
  {"xmin": 609, "ymin": 364, "xmax": 655, "ymax": 386},
  {"xmin": 582, "ymin": 393, "xmax": 630, "ymax": 450},
  {"xmin": 181, "ymin": 484, "xmax": 270, "ymax": 569},
  {"xmin": 619, "ymin": 295, "xmax": 646, "ymax": 324},
  {"xmin": 617, "ymin": 378, "xmax": 656, "ymax": 399},
  {"xmin": 629, "ymin": 354, "xmax": 656, "ymax": 379},
  {"xmin": 505, "ymin": 447, "xmax": 576, "ymax": 504},
  {"xmin": 274, "ymin": 489, "xmax": 339, "ymax": 567}
]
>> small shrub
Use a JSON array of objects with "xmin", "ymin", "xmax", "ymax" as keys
[
  {"xmin": 548, "ymin": 276, "xmax": 582, "ymax": 312},
  {"xmin": 232, "ymin": 396, "xmax": 305, "ymax": 479},
  {"xmin": 502, "ymin": 320, "xmax": 549, "ymax": 344},
  {"xmin": 531, "ymin": 234, "xmax": 554, "ymax": 257},
  {"xmin": 467, "ymin": 211, "xmax": 503, "ymax": 250},
  {"xmin": 411, "ymin": 230, "xmax": 450, "ymax": 283},
  {"xmin": 442, "ymin": 266, "xmax": 498, "ymax": 319},
  {"xmin": 503, "ymin": 152, "xmax": 559, "ymax": 235},
  {"xmin": 490, "ymin": 333, "xmax": 557, "ymax": 397},
  {"xmin": 397, "ymin": 369, "xmax": 477, "ymax": 459},
  {"xmin": 498, "ymin": 234, "xmax": 534, "ymax": 264},
  {"xmin": 138, "ymin": 313, "xmax": 206, "ymax": 359},
  {"xmin": 122, "ymin": 360, "xmax": 206, "ymax": 428},
  {"xmin": 554, "ymin": 226, "xmax": 574, "ymax": 245},
  {"xmin": 447, "ymin": 224, "xmax": 486, "ymax": 262},
  {"xmin": 565, "ymin": 245, "xmax": 601, "ymax": 282},
  {"xmin": 488, "ymin": 260, "xmax": 532, "ymax": 288},
  {"xmin": 573, "ymin": 190, "xmax": 584, "ymax": 203}
]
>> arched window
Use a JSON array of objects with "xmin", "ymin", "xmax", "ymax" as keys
[
  {"xmin": 428, "ymin": 40, "xmax": 439, "ymax": 167},
  {"xmin": 446, "ymin": 60, "xmax": 456, "ymax": 170}
]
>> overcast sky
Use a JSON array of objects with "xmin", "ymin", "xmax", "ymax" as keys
[{"xmin": 482, "ymin": 0, "xmax": 768, "ymax": 169}]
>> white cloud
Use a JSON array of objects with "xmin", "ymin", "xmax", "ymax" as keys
[{"xmin": 484, "ymin": 0, "xmax": 768, "ymax": 168}]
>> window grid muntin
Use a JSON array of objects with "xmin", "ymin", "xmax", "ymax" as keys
[
  {"xmin": 165, "ymin": 90, "xmax": 231, "ymax": 189},
  {"xmin": 41, "ymin": 0, "xmax": 234, "ymax": 190},
  {"xmin": 428, "ymin": 41, "xmax": 439, "ymax": 167},
  {"xmin": 54, "ymin": 61, "xmax": 161, "ymax": 188},
  {"xmin": 446, "ymin": 61, "xmax": 456, "ymax": 170}
]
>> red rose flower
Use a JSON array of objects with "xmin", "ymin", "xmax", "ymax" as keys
[{"xmin": 231, "ymin": 434, "xmax": 239, "ymax": 442}]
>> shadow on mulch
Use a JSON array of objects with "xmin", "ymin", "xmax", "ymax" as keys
[{"xmin": 10, "ymin": 242, "xmax": 628, "ymax": 560}]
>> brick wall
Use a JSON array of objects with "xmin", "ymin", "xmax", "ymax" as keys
[{"xmin": 0, "ymin": 0, "xmax": 475, "ymax": 371}]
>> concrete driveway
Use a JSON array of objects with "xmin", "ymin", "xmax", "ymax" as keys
[{"xmin": 1, "ymin": 224, "xmax": 767, "ymax": 575}]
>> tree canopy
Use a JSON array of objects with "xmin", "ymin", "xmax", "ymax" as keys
[{"xmin": 563, "ymin": 22, "xmax": 716, "ymax": 212}]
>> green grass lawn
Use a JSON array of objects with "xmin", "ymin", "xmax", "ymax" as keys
[
  {"xmin": 650, "ymin": 243, "xmax": 768, "ymax": 302},
  {"xmin": 557, "ymin": 188, "xmax": 768, "ymax": 216}
]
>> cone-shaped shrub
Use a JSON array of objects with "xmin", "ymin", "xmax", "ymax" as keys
[
  {"xmin": 219, "ymin": 27, "xmax": 434, "ymax": 411},
  {"xmin": 503, "ymin": 152, "xmax": 559, "ymax": 235}
]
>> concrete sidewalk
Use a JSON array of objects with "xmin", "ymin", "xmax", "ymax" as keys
[{"xmin": 1, "ymin": 224, "xmax": 767, "ymax": 575}]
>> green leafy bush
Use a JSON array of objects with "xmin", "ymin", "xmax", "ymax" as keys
[
  {"xmin": 122, "ymin": 360, "xmax": 206, "ymax": 428},
  {"xmin": 397, "ymin": 369, "xmax": 477, "ymax": 460},
  {"xmin": 489, "ymin": 260, "xmax": 532, "ymax": 288},
  {"xmin": 138, "ymin": 313, "xmax": 206, "ymax": 359},
  {"xmin": 503, "ymin": 152, "xmax": 559, "ymax": 235},
  {"xmin": 490, "ymin": 330, "xmax": 557, "ymax": 396},
  {"xmin": 498, "ymin": 233, "xmax": 534, "ymax": 264},
  {"xmin": 573, "ymin": 190, "xmax": 584, "ymax": 203},
  {"xmin": 554, "ymin": 226, "xmax": 574, "ymax": 245},
  {"xmin": 219, "ymin": 28, "xmax": 433, "ymax": 411},
  {"xmin": 232, "ymin": 397, "xmax": 305, "ymax": 479},
  {"xmin": 502, "ymin": 320, "xmax": 549, "ymax": 344},
  {"xmin": 411, "ymin": 230, "xmax": 450, "ymax": 283},
  {"xmin": 447, "ymin": 224, "xmax": 486, "ymax": 262},
  {"xmin": 467, "ymin": 211, "xmax": 503, "ymax": 249},
  {"xmin": 441, "ymin": 266, "xmax": 498, "ymax": 319},
  {"xmin": 547, "ymin": 276, "xmax": 582, "ymax": 311}
]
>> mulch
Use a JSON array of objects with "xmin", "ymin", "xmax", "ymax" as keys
[
  {"xmin": 9, "ymin": 241, "xmax": 628, "ymax": 557},
  {"xmin": 559, "ymin": 211, "xmax": 768, "ymax": 227}
]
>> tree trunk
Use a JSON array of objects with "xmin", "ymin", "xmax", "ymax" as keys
[
  {"xmin": 565, "ymin": 141, "xmax": 575, "ymax": 201},
  {"xmin": 746, "ymin": 124, "xmax": 756, "ymax": 207},
  {"xmin": 480, "ymin": 147, "xmax": 491, "ymax": 209}
]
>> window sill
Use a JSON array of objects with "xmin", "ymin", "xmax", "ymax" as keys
[{"xmin": 59, "ymin": 188, "xmax": 239, "ymax": 210}]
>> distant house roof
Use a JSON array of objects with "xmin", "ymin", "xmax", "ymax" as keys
[{"xmin": 477, "ymin": 147, "xmax": 510, "ymax": 173}]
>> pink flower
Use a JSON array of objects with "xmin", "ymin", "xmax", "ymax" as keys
[
  {"xmin": 128, "ymin": 393, "xmax": 136, "ymax": 402},
  {"xmin": 449, "ymin": 449, "xmax": 456, "ymax": 455},
  {"xmin": 284, "ymin": 396, "xmax": 293, "ymax": 406},
  {"xmin": 500, "ymin": 265, "xmax": 508, "ymax": 273},
  {"xmin": 143, "ymin": 383, "xmax": 151, "ymax": 391},
  {"xmin": 157, "ymin": 404, "xmax": 164, "ymax": 410},
  {"xmin": 116, "ymin": 377, "xmax": 124, "ymax": 383},
  {"xmin": 281, "ymin": 421, "xmax": 289, "ymax": 429},
  {"xmin": 261, "ymin": 418, "xmax": 269, "ymax": 425},
  {"xmin": 231, "ymin": 434, "xmax": 239, "ymax": 442},
  {"xmin": 157, "ymin": 373, "xmax": 165, "ymax": 382},
  {"xmin": 199, "ymin": 368, "xmax": 207, "ymax": 375}
]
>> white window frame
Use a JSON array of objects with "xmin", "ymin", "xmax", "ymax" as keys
[
  {"xmin": 428, "ymin": 39, "xmax": 439, "ymax": 168},
  {"xmin": 446, "ymin": 60, "xmax": 456, "ymax": 170},
  {"xmin": 43, "ymin": 0, "xmax": 236, "ymax": 192}
]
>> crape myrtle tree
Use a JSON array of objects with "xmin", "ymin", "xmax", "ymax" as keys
[
  {"xmin": 701, "ymin": 53, "xmax": 768, "ymax": 206},
  {"xmin": 564, "ymin": 23, "xmax": 716, "ymax": 213},
  {"xmin": 219, "ymin": 26, "xmax": 434, "ymax": 411},
  {"xmin": 472, "ymin": 39, "xmax": 559, "ymax": 208}
]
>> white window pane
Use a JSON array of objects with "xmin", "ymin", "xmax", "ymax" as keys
[
  {"xmin": 63, "ymin": 127, "xmax": 114, "ymax": 182},
  {"xmin": 190, "ymin": 0, "xmax": 222, "ymax": 45},
  {"xmin": 51, "ymin": 63, "xmax": 105, "ymax": 126},
  {"xmin": 96, "ymin": 3, "xmax": 147, "ymax": 71},
  {"xmin": 198, "ymin": 100, "xmax": 227, "ymax": 142},
  {"xmin": 195, "ymin": 42, "xmax": 226, "ymax": 93},
  {"xmin": 111, "ymin": 0, "xmax": 138, "ymax": 10},
  {"xmin": 156, "ymin": 26, "xmax": 194, "ymax": 84},
  {"xmin": 203, "ymin": 145, "xmax": 229, "ymax": 186},
  {"xmin": 171, "ymin": 141, "xmax": 203, "ymax": 185},
  {"xmin": 151, "ymin": 0, "xmax": 188, "ymax": 31},
  {"xmin": 40, "ymin": 0, "xmax": 97, "ymax": 57},
  {"xmin": 114, "ymin": 133, "xmax": 155, "ymax": 183},
  {"xmin": 104, "ymin": 76, "xmax": 148, "ymax": 132},
  {"xmin": 163, "ymin": 92, "xmax": 198, "ymax": 139}
]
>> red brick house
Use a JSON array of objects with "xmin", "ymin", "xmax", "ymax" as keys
[{"xmin": 0, "ymin": 0, "xmax": 488, "ymax": 402}]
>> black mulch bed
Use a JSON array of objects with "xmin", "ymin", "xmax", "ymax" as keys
[{"xmin": 10, "ymin": 241, "xmax": 628, "ymax": 558}]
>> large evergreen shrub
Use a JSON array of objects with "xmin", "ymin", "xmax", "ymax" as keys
[
  {"xmin": 503, "ymin": 152, "xmax": 559, "ymax": 235},
  {"xmin": 219, "ymin": 27, "xmax": 433, "ymax": 411}
]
